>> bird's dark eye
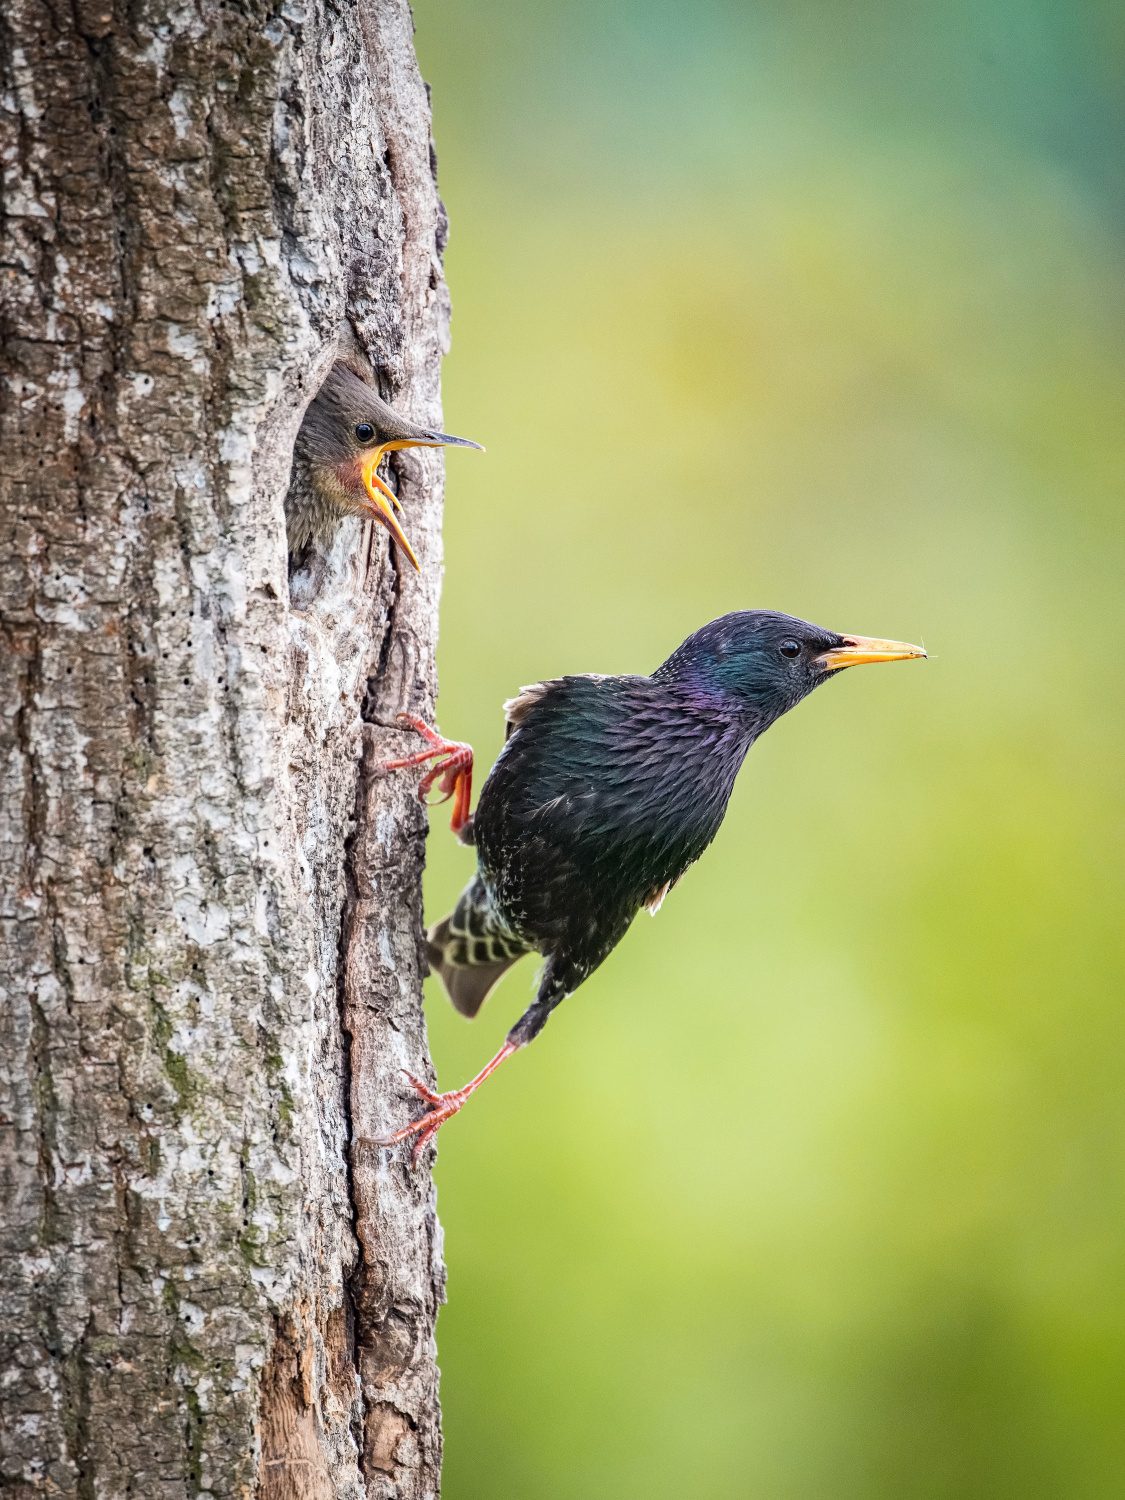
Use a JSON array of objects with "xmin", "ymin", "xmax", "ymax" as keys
[
  {"xmin": 354, "ymin": 423, "xmax": 375, "ymax": 444},
  {"xmin": 779, "ymin": 640, "xmax": 802, "ymax": 660}
]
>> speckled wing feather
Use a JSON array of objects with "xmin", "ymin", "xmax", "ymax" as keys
[{"xmin": 425, "ymin": 872, "xmax": 531, "ymax": 1018}]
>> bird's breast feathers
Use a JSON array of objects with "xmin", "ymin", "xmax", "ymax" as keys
[{"xmin": 479, "ymin": 672, "xmax": 752, "ymax": 920}]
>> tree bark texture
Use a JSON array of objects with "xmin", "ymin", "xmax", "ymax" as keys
[{"xmin": 1, "ymin": 1, "xmax": 452, "ymax": 1493}]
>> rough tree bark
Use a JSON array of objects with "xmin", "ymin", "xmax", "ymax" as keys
[{"xmin": 1, "ymin": 0, "xmax": 454, "ymax": 1493}]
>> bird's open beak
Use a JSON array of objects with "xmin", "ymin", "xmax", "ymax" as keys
[
  {"xmin": 359, "ymin": 452, "xmax": 421, "ymax": 572},
  {"xmin": 816, "ymin": 634, "xmax": 927, "ymax": 671},
  {"xmin": 358, "ymin": 432, "xmax": 482, "ymax": 574}
]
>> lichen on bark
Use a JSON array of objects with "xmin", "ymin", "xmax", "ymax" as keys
[{"xmin": 0, "ymin": 0, "xmax": 452, "ymax": 1492}]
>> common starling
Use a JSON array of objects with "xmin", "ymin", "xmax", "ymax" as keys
[
  {"xmin": 373, "ymin": 611, "xmax": 925, "ymax": 1159},
  {"xmin": 286, "ymin": 361, "xmax": 482, "ymax": 570}
]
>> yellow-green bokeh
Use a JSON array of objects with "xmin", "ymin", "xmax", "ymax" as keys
[{"xmin": 412, "ymin": 3, "xmax": 1125, "ymax": 1494}]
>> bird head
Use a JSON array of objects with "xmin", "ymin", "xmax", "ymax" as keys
[
  {"xmin": 655, "ymin": 610, "xmax": 926, "ymax": 726},
  {"xmin": 295, "ymin": 362, "xmax": 483, "ymax": 570}
]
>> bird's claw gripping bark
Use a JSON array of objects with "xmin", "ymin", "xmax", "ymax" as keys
[
  {"xmin": 371, "ymin": 1071, "xmax": 474, "ymax": 1165},
  {"xmin": 370, "ymin": 1043, "xmax": 519, "ymax": 1167},
  {"xmin": 379, "ymin": 713, "xmax": 474, "ymax": 834},
  {"xmin": 401, "ymin": 1070, "xmax": 443, "ymax": 1106}
]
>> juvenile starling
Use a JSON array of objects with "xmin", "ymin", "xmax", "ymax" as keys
[
  {"xmin": 286, "ymin": 362, "xmax": 482, "ymax": 570},
  {"xmin": 373, "ymin": 611, "xmax": 925, "ymax": 1159}
]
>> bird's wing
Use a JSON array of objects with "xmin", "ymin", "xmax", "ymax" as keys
[{"xmin": 502, "ymin": 674, "xmax": 610, "ymax": 740}]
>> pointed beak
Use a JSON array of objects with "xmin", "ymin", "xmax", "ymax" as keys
[
  {"xmin": 359, "ymin": 451, "xmax": 421, "ymax": 572},
  {"xmin": 381, "ymin": 432, "xmax": 485, "ymax": 453},
  {"xmin": 815, "ymin": 634, "xmax": 927, "ymax": 671}
]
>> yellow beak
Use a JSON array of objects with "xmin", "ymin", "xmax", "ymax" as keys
[
  {"xmin": 355, "ymin": 429, "xmax": 482, "ymax": 573},
  {"xmin": 815, "ymin": 634, "xmax": 927, "ymax": 670},
  {"xmin": 360, "ymin": 450, "xmax": 420, "ymax": 572}
]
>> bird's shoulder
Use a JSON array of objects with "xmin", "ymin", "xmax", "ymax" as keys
[{"xmin": 502, "ymin": 672, "xmax": 628, "ymax": 741}]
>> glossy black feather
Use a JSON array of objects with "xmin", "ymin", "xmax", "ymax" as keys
[{"xmin": 429, "ymin": 610, "xmax": 848, "ymax": 1047}]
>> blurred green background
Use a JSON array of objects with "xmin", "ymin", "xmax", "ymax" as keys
[{"xmin": 411, "ymin": 2, "xmax": 1125, "ymax": 1495}]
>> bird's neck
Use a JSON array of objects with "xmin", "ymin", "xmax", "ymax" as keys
[
  {"xmin": 661, "ymin": 675, "xmax": 767, "ymax": 743},
  {"xmin": 605, "ymin": 679, "xmax": 758, "ymax": 844}
]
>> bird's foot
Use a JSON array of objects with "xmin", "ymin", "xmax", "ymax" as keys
[
  {"xmin": 379, "ymin": 714, "xmax": 474, "ymax": 835},
  {"xmin": 368, "ymin": 1042, "xmax": 518, "ymax": 1167},
  {"xmin": 372, "ymin": 1073, "xmax": 472, "ymax": 1164}
]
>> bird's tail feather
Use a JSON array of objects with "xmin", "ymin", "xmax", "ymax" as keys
[{"xmin": 425, "ymin": 874, "xmax": 529, "ymax": 1019}]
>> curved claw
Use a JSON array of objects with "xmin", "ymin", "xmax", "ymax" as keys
[
  {"xmin": 369, "ymin": 1041, "xmax": 519, "ymax": 1167},
  {"xmin": 377, "ymin": 715, "xmax": 474, "ymax": 835},
  {"xmin": 411, "ymin": 1122, "xmax": 444, "ymax": 1165},
  {"xmin": 371, "ymin": 1095, "xmax": 465, "ymax": 1163},
  {"xmin": 402, "ymin": 1068, "xmax": 443, "ymax": 1106}
]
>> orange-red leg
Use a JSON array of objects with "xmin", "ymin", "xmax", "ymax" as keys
[
  {"xmin": 380, "ymin": 713, "xmax": 474, "ymax": 835},
  {"xmin": 372, "ymin": 1041, "xmax": 518, "ymax": 1164}
]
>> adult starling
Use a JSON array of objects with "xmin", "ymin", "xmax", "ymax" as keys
[
  {"xmin": 373, "ymin": 610, "xmax": 925, "ymax": 1159},
  {"xmin": 286, "ymin": 361, "xmax": 482, "ymax": 570}
]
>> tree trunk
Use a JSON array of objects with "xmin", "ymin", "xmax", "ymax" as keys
[{"xmin": 0, "ymin": 0, "xmax": 451, "ymax": 1493}]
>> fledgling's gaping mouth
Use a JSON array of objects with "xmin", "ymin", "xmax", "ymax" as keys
[
  {"xmin": 359, "ymin": 449, "xmax": 421, "ymax": 571},
  {"xmin": 815, "ymin": 634, "xmax": 927, "ymax": 671},
  {"xmin": 358, "ymin": 432, "xmax": 484, "ymax": 574}
]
